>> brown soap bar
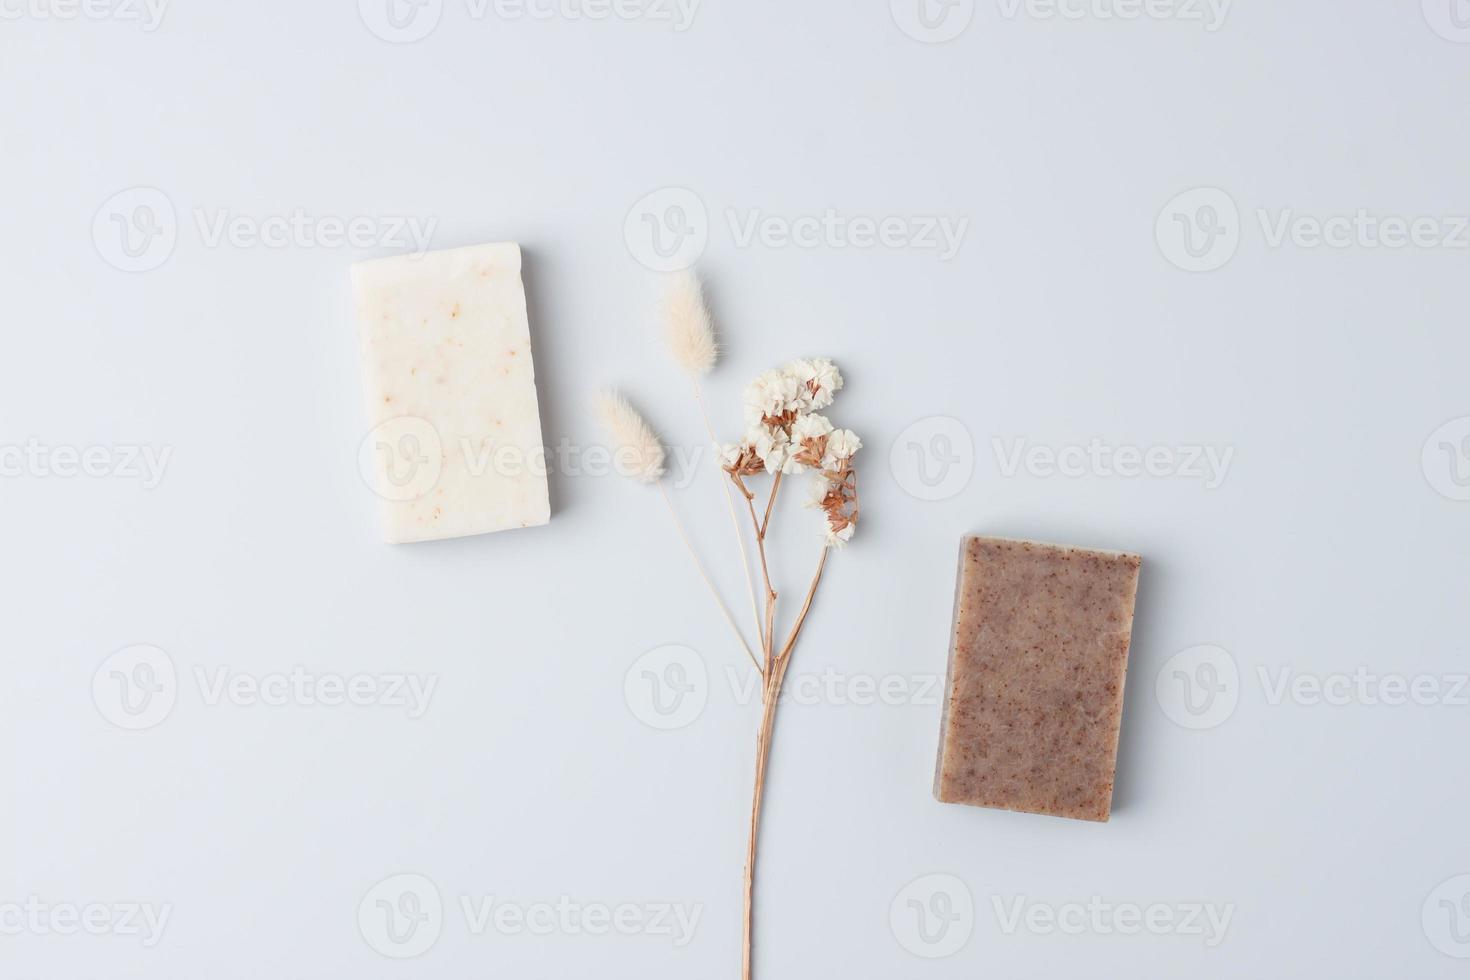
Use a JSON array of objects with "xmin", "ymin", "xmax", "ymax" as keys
[{"xmin": 934, "ymin": 536, "xmax": 1141, "ymax": 822}]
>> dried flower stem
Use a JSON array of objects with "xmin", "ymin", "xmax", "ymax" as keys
[
  {"xmin": 694, "ymin": 383, "xmax": 765, "ymax": 672},
  {"xmin": 712, "ymin": 355, "xmax": 858, "ymax": 978},
  {"xmin": 760, "ymin": 472, "xmax": 782, "ymax": 539},
  {"xmin": 741, "ymin": 545, "xmax": 828, "ymax": 980},
  {"xmin": 735, "ymin": 475, "xmax": 777, "ymax": 618},
  {"xmin": 657, "ymin": 482, "xmax": 762, "ymax": 673}
]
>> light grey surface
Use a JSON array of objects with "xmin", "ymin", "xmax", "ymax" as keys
[{"xmin": 3, "ymin": 2, "xmax": 1469, "ymax": 977}]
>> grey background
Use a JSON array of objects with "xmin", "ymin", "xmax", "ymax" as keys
[{"xmin": 3, "ymin": 0, "xmax": 1468, "ymax": 976}]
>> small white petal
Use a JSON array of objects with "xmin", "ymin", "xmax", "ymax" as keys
[
  {"xmin": 826, "ymin": 428, "xmax": 862, "ymax": 462},
  {"xmin": 824, "ymin": 523, "xmax": 855, "ymax": 548},
  {"xmin": 803, "ymin": 476, "xmax": 829, "ymax": 508},
  {"xmin": 790, "ymin": 413, "xmax": 833, "ymax": 443},
  {"xmin": 762, "ymin": 444, "xmax": 791, "ymax": 475}
]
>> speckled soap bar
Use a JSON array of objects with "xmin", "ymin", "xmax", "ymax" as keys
[
  {"xmin": 353, "ymin": 243, "xmax": 549, "ymax": 543},
  {"xmin": 934, "ymin": 536, "xmax": 1141, "ymax": 822}
]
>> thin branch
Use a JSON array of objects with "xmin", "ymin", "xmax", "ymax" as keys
[
  {"xmin": 760, "ymin": 472, "xmax": 783, "ymax": 538},
  {"xmin": 657, "ymin": 482, "xmax": 762, "ymax": 674},
  {"xmin": 694, "ymin": 382, "xmax": 765, "ymax": 666},
  {"xmin": 735, "ymin": 474, "xmax": 776, "ymax": 607},
  {"xmin": 777, "ymin": 546, "xmax": 829, "ymax": 662}
]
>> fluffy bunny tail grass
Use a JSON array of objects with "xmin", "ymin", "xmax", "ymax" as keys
[
  {"xmin": 662, "ymin": 270, "xmax": 718, "ymax": 377},
  {"xmin": 595, "ymin": 389, "xmax": 666, "ymax": 484}
]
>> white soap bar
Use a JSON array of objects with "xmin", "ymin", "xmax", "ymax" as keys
[{"xmin": 352, "ymin": 242, "xmax": 550, "ymax": 543}]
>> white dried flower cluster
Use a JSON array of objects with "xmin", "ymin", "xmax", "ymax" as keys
[{"xmin": 721, "ymin": 358, "xmax": 860, "ymax": 548}]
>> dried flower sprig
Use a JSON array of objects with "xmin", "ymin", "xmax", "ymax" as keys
[
  {"xmin": 719, "ymin": 356, "xmax": 860, "ymax": 980},
  {"xmin": 598, "ymin": 273, "xmax": 861, "ymax": 980},
  {"xmin": 595, "ymin": 389, "xmax": 759, "ymax": 672},
  {"xmin": 723, "ymin": 358, "xmax": 861, "ymax": 548},
  {"xmin": 661, "ymin": 272, "xmax": 766, "ymax": 655}
]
